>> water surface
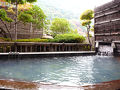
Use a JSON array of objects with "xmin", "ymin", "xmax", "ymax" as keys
[{"xmin": 0, "ymin": 56, "xmax": 120, "ymax": 86}]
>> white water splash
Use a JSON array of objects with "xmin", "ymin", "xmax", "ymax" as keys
[{"xmin": 98, "ymin": 45, "xmax": 113, "ymax": 56}]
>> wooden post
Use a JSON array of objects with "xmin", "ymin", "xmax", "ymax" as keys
[
  {"xmin": 62, "ymin": 44, "xmax": 64, "ymax": 51},
  {"xmin": 25, "ymin": 46, "xmax": 27, "ymax": 52},
  {"xmin": 35, "ymin": 45, "xmax": 37, "ymax": 52},
  {"xmin": 59, "ymin": 45, "xmax": 61, "ymax": 51},
  {"xmin": 49, "ymin": 44, "xmax": 52, "ymax": 52},
  {"xmin": 44, "ymin": 45, "xmax": 46, "ymax": 52},
  {"xmin": 39, "ymin": 45, "xmax": 41, "ymax": 52},
  {"xmin": 65, "ymin": 45, "xmax": 67, "ymax": 51},
  {"xmin": 3, "ymin": 46, "xmax": 6, "ymax": 52},
  {"xmin": 68, "ymin": 46, "xmax": 71, "ymax": 51},
  {"xmin": 30, "ymin": 46, "xmax": 32, "ymax": 52},
  {"xmin": 15, "ymin": 45, "xmax": 17, "ymax": 52},
  {"xmin": 20, "ymin": 46, "xmax": 22, "ymax": 52},
  {"xmin": 9, "ymin": 46, "xmax": 12, "ymax": 52},
  {"xmin": 48, "ymin": 44, "xmax": 50, "ymax": 52},
  {"xmin": 56, "ymin": 45, "xmax": 58, "ymax": 51}
]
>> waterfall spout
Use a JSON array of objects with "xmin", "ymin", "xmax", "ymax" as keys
[{"xmin": 98, "ymin": 45, "xmax": 113, "ymax": 56}]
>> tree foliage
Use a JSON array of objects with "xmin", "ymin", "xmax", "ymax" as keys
[
  {"xmin": 18, "ymin": 3, "xmax": 33, "ymax": 10},
  {"xmin": 80, "ymin": 9, "xmax": 94, "ymax": 48},
  {"xmin": 18, "ymin": 12, "xmax": 33, "ymax": 24},
  {"xmin": 0, "ymin": 9, "xmax": 14, "ymax": 40},
  {"xmin": 50, "ymin": 18, "xmax": 71, "ymax": 36},
  {"xmin": 18, "ymin": 5, "xmax": 48, "ymax": 29},
  {"xmin": 0, "ymin": 9, "xmax": 13, "ymax": 22},
  {"xmin": 80, "ymin": 10, "xmax": 94, "ymax": 20},
  {"xmin": 5, "ymin": 0, "xmax": 37, "ymax": 40},
  {"xmin": 90, "ymin": 25, "xmax": 94, "ymax": 32},
  {"xmin": 7, "ymin": 6, "xmax": 15, "ymax": 14},
  {"xmin": 81, "ymin": 20, "xmax": 91, "ymax": 27},
  {"xmin": 5, "ymin": 0, "xmax": 37, "ymax": 4},
  {"xmin": 70, "ymin": 29, "xmax": 78, "ymax": 34},
  {"xmin": 30, "ymin": 5, "xmax": 48, "ymax": 29}
]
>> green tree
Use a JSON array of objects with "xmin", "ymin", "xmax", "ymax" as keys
[
  {"xmin": 0, "ymin": 9, "xmax": 13, "ymax": 40},
  {"xmin": 50, "ymin": 18, "xmax": 71, "ymax": 37},
  {"xmin": 30, "ymin": 5, "xmax": 49, "ymax": 30},
  {"xmin": 80, "ymin": 9, "xmax": 94, "ymax": 49},
  {"xmin": 18, "ymin": 5, "xmax": 48, "ymax": 35},
  {"xmin": 5, "ymin": 0, "xmax": 37, "ymax": 40},
  {"xmin": 70, "ymin": 29, "xmax": 78, "ymax": 34},
  {"xmin": 18, "ymin": 12, "xmax": 33, "ymax": 24}
]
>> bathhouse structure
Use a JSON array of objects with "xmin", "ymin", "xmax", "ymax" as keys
[{"xmin": 94, "ymin": 0, "xmax": 120, "ymax": 54}]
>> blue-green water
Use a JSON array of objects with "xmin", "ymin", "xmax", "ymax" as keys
[{"xmin": 0, "ymin": 56, "xmax": 120, "ymax": 86}]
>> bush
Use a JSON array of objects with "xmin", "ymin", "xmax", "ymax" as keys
[
  {"xmin": 15, "ymin": 38, "xmax": 48, "ymax": 42},
  {"xmin": 0, "ymin": 37, "xmax": 11, "ymax": 41},
  {"xmin": 13, "ymin": 34, "xmax": 85, "ymax": 43},
  {"xmin": 49, "ymin": 34, "xmax": 85, "ymax": 43}
]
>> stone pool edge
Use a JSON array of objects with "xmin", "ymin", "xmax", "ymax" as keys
[
  {"xmin": 0, "ymin": 79, "xmax": 120, "ymax": 90},
  {"xmin": 0, "ymin": 51, "xmax": 96, "ymax": 58}
]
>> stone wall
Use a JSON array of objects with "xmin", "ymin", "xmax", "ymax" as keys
[
  {"xmin": 94, "ymin": 0, "xmax": 120, "ymax": 42},
  {"xmin": 0, "ymin": 6, "xmax": 43, "ymax": 39}
]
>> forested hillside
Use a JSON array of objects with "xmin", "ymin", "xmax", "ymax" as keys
[
  {"xmin": 35, "ymin": 0, "xmax": 87, "ymax": 34},
  {"xmin": 36, "ymin": 0, "xmax": 80, "ymax": 20}
]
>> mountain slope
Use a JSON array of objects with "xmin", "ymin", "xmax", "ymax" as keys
[
  {"xmin": 36, "ymin": 0, "xmax": 79, "ymax": 20},
  {"xmin": 35, "ymin": 0, "xmax": 87, "ymax": 34}
]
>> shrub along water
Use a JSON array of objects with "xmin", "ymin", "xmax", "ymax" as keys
[
  {"xmin": 14, "ymin": 38, "xmax": 48, "ymax": 42},
  {"xmin": 0, "ymin": 34, "xmax": 85, "ymax": 43},
  {"xmin": 49, "ymin": 33, "xmax": 85, "ymax": 43},
  {"xmin": 0, "ymin": 37, "xmax": 11, "ymax": 41},
  {"xmin": 15, "ymin": 38, "xmax": 48, "ymax": 42}
]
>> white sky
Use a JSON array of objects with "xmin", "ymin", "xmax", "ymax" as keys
[
  {"xmin": 60, "ymin": 0, "xmax": 113, "ymax": 13},
  {"xmin": 36, "ymin": 0, "xmax": 113, "ymax": 16}
]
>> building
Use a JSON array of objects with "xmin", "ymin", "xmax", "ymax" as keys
[
  {"xmin": 0, "ymin": 0, "xmax": 43, "ymax": 39},
  {"xmin": 94, "ymin": 0, "xmax": 120, "ymax": 53}
]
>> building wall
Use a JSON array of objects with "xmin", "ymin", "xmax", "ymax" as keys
[
  {"xmin": 0, "ymin": 2, "xmax": 43, "ymax": 39},
  {"xmin": 94, "ymin": 0, "xmax": 120, "ymax": 42}
]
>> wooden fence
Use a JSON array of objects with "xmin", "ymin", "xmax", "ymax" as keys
[{"xmin": 0, "ymin": 42, "xmax": 91, "ymax": 53}]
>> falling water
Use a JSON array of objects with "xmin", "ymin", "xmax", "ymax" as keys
[{"xmin": 98, "ymin": 45, "xmax": 113, "ymax": 56}]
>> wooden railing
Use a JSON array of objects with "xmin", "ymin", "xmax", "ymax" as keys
[{"xmin": 0, "ymin": 42, "xmax": 91, "ymax": 53}]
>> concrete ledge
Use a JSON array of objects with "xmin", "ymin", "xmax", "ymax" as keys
[{"xmin": 0, "ymin": 51, "xmax": 96, "ymax": 59}]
